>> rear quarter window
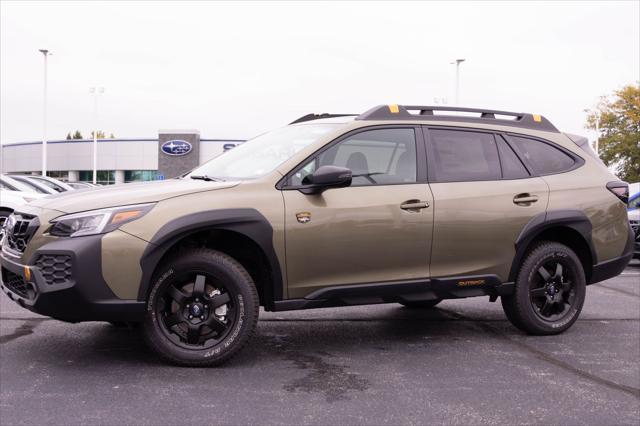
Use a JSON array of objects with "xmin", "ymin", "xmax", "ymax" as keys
[{"xmin": 508, "ymin": 136, "xmax": 575, "ymax": 175}]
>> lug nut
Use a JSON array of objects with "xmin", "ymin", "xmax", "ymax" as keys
[
  {"xmin": 195, "ymin": 298, "xmax": 199, "ymax": 302},
  {"xmin": 189, "ymin": 315, "xmax": 193, "ymax": 319},
  {"xmin": 200, "ymin": 316, "xmax": 205, "ymax": 320}
]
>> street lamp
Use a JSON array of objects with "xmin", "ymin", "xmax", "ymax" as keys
[
  {"xmin": 39, "ymin": 49, "xmax": 51, "ymax": 176},
  {"xmin": 583, "ymin": 108, "xmax": 601, "ymax": 155},
  {"xmin": 451, "ymin": 58, "xmax": 465, "ymax": 106},
  {"xmin": 89, "ymin": 87, "xmax": 104, "ymax": 184}
]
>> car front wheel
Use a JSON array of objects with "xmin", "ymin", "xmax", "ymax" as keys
[{"xmin": 142, "ymin": 248, "xmax": 259, "ymax": 367}]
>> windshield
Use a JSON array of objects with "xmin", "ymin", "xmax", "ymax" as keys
[{"xmin": 187, "ymin": 124, "xmax": 340, "ymax": 180}]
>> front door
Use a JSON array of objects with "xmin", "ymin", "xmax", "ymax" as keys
[{"xmin": 281, "ymin": 127, "xmax": 434, "ymax": 299}]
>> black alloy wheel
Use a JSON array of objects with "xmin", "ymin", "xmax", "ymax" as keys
[
  {"xmin": 157, "ymin": 272, "xmax": 236, "ymax": 349},
  {"xmin": 529, "ymin": 259, "xmax": 577, "ymax": 322},
  {"xmin": 143, "ymin": 248, "xmax": 259, "ymax": 367},
  {"xmin": 501, "ymin": 241, "xmax": 586, "ymax": 335}
]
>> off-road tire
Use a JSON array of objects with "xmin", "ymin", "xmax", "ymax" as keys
[
  {"xmin": 142, "ymin": 248, "xmax": 259, "ymax": 367},
  {"xmin": 399, "ymin": 299, "xmax": 442, "ymax": 309},
  {"xmin": 502, "ymin": 241, "xmax": 586, "ymax": 335}
]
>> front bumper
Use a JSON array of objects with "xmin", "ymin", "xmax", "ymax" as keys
[{"xmin": 0, "ymin": 234, "xmax": 145, "ymax": 323}]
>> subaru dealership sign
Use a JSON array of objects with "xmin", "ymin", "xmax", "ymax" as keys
[{"xmin": 161, "ymin": 140, "xmax": 192, "ymax": 156}]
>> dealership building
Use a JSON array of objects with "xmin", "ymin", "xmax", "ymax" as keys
[{"xmin": 0, "ymin": 130, "xmax": 244, "ymax": 185}]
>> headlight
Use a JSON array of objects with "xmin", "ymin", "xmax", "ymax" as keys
[{"xmin": 49, "ymin": 203, "xmax": 155, "ymax": 238}]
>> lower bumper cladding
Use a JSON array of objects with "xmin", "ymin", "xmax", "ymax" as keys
[{"xmin": 0, "ymin": 234, "xmax": 145, "ymax": 323}]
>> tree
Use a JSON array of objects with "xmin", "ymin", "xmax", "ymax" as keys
[
  {"xmin": 586, "ymin": 84, "xmax": 640, "ymax": 182},
  {"xmin": 71, "ymin": 130, "xmax": 83, "ymax": 139},
  {"xmin": 66, "ymin": 132, "xmax": 72, "ymax": 140},
  {"xmin": 89, "ymin": 130, "xmax": 114, "ymax": 139}
]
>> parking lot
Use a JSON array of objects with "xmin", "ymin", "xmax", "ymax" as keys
[{"xmin": 1, "ymin": 262, "xmax": 638, "ymax": 425}]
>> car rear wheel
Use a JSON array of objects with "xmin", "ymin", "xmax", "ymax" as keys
[
  {"xmin": 502, "ymin": 241, "xmax": 586, "ymax": 335},
  {"xmin": 142, "ymin": 248, "xmax": 259, "ymax": 367},
  {"xmin": 399, "ymin": 299, "xmax": 442, "ymax": 309}
]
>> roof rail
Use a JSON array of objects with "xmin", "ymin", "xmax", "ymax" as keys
[
  {"xmin": 355, "ymin": 105, "xmax": 559, "ymax": 132},
  {"xmin": 289, "ymin": 113, "xmax": 358, "ymax": 125}
]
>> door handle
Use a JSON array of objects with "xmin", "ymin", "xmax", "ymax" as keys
[
  {"xmin": 400, "ymin": 200, "xmax": 429, "ymax": 211},
  {"xmin": 513, "ymin": 193, "xmax": 539, "ymax": 205}
]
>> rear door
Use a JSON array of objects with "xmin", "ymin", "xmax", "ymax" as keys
[
  {"xmin": 425, "ymin": 127, "xmax": 549, "ymax": 281},
  {"xmin": 281, "ymin": 126, "xmax": 434, "ymax": 298}
]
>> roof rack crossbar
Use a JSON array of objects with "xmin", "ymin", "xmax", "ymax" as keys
[
  {"xmin": 290, "ymin": 113, "xmax": 358, "ymax": 125},
  {"xmin": 403, "ymin": 105, "xmax": 524, "ymax": 119},
  {"xmin": 355, "ymin": 105, "xmax": 559, "ymax": 132}
]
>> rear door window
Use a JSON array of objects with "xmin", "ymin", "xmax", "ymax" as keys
[
  {"xmin": 427, "ymin": 129, "xmax": 501, "ymax": 182},
  {"xmin": 508, "ymin": 136, "xmax": 575, "ymax": 175}
]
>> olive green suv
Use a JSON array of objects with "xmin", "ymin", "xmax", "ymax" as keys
[{"xmin": 1, "ymin": 105, "xmax": 634, "ymax": 366}]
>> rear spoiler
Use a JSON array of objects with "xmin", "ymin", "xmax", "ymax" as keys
[{"xmin": 564, "ymin": 133, "xmax": 605, "ymax": 165}]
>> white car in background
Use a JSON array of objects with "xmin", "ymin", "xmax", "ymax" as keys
[
  {"xmin": 9, "ymin": 174, "xmax": 74, "ymax": 194},
  {"xmin": 0, "ymin": 175, "xmax": 48, "ymax": 236},
  {"xmin": 67, "ymin": 181, "xmax": 98, "ymax": 190},
  {"xmin": 5, "ymin": 175, "xmax": 58, "ymax": 195}
]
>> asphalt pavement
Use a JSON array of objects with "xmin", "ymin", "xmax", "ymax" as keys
[{"xmin": 1, "ymin": 262, "xmax": 639, "ymax": 425}]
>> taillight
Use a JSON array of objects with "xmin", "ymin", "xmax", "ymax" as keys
[{"xmin": 606, "ymin": 181, "xmax": 629, "ymax": 205}]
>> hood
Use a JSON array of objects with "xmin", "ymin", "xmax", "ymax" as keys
[{"xmin": 28, "ymin": 178, "xmax": 239, "ymax": 214}]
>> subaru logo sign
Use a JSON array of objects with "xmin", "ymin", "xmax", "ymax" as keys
[{"xmin": 161, "ymin": 140, "xmax": 192, "ymax": 156}]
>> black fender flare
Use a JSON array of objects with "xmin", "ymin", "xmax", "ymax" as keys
[
  {"xmin": 508, "ymin": 209, "xmax": 596, "ymax": 282},
  {"xmin": 136, "ymin": 209, "xmax": 283, "ymax": 308}
]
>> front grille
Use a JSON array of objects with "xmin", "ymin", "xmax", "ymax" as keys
[
  {"xmin": 5, "ymin": 214, "xmax": 39, "ymax": 254},
  {"xmin": 35, "ymin": 254, "xmax": 73, "ymax": 285},
  {"xmin": 1, "ymin": 268, "xmax": 35, "ymax": 299}
]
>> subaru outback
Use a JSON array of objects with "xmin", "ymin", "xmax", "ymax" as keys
[{"xmin": 1, "ymin": 105, "xmax": 634, "ymax": 366}]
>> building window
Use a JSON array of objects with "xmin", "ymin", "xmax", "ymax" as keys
[
  {"xmin": 125, "ymin": 170, "xmax": 158, "ymax": 182},
  {"xmin": 46, "ymin": 171, "xmax": 69, "ymax": 181},
  {"xmin": 79, "ymin": 170, "xmax": 116, "ymax": 185}
]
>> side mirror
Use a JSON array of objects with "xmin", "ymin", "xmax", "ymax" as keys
[{"xmin": 299, "ymin": 166, "xmax": 352, "ymax": 195}]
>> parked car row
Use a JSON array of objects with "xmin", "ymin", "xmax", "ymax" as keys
[{"xmin": 0, "ymin": 174, "xmax": 99, "ymax": 237}]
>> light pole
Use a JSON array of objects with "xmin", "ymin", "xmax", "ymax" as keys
[
  {"xmin": 594, "ymin": 112, "xmax": 600, "ymax": 155},
  {"xmin": 90, "ymin": 87, "xmax": 104, "ymax": 184},
  {"xmin": 584, "ymin": 108, "xmax": 601, "ymax": 155},
  {"xmin": 39, "ymin": 49, "xmax": 51, "ymax": 176},
  {"xmin": 451, "ymin": 58, "xmax": 465, "ymax": 106}
]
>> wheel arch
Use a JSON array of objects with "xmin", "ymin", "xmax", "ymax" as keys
[
  {"xmin": 509, "ymin": 210, "xmax": 595, "ymax": 283},
  {"xmin": 137, "ymin": 209, "xmax": 283, "ymax": 310}
]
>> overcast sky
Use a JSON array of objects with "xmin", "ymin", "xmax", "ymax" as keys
[{"xmin": 1, "ymin": 1, "xmax": 638, "ymax": 145}]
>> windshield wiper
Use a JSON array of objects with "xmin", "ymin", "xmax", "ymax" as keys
[{"xmin": 190, "ymin": 175, "xmax": 224, "ymax": 182}]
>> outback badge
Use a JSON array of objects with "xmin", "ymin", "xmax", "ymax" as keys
[{"xmin": 296, "ymin": 212, "xmax": 311, "ymax": 224}]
